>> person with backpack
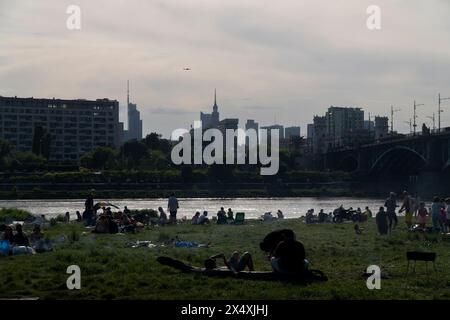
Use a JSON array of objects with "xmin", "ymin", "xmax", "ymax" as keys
[{"xmin": 270, "ymin": 230, "xmax": 307, "ymax": 274}]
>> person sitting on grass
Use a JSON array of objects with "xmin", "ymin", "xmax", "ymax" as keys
[
  {"xmin": 306, "ymin": 209, "xmax": 318, "ymax": 224},
  {"xmin": 227, "ymin": 208, "xmax": 234, "ymax": 223},
  {"xmin": 29, "ymin": 224, "xmax": 53, "ymax": 253},
  {"xmin": 119, "ymin": 214, "xmax": 135, "ymax": 233},
  {"xmin": 277, "ymin": 210, "xmax": 284, "ymax": 219},
  {"xmin": 270, "ymin": 230, "xmax": 307, "ymax": 275},
  {"xmin": 354, "ymin": 224, "xmax": 364, "ymax": 235},
  {"xmin": 158, "ymin": 207, "xmax": 168, "ymax": 225},
  {"xmin": 262, "ymin": 211, "xmax": 274, "ymax": 222},
  {"xmin": 2, "ymin": 225, "xmax": 14, "ymax": 243},
  {"xmin": 352, "ymin": 208, "xmax": 362, "ymax": 222},
  {"xmin": 318, "ymin": 209, "xmax": 326, "ymax": 223},
  {"xmin": 205, "ymin": 251, "xmax": 254, "ymax": 273},
  {"xmin": 191, "ymin": 212, "xmax": 200, "ymax": 225},
  {"xmin": 30, "ymin": 224, "xmax": 44, "ymax": 245},
  {"xmin": 197, "ymin": 211, "xmax": 210, "ymax": 225},
  {"xmin": 217, "ymin": 207, "xmax": 227, "ymax": 219},
  {"xmin": 14, "ymin": 224, "xmax": 30, "ymax": 246},
  {"xmin": 76, "ymin": 211, "xmax": 82, "ymax": 222},
  {"xmin": 376, "ymin": 206, "xmax": 388, "ymax": 235},
  {"xmin": 93, "ymin": 215, "xmax": 110, "ymax": 234}
]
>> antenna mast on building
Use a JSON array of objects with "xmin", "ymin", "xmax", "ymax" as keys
[{"xmin": 127, "ymin": 80, "xmax": 130, "ymax": 107}]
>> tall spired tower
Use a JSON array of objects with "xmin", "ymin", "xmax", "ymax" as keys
[
  {"xmin": 211, "ymin": 89, "xmax": 219, "ymax": 126},
  {"xmin": 124, "ymin": 80, "xmax": 143, "ymax": 141}
]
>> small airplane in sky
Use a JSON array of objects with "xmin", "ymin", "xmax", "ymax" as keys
[{"xmin": 183, "ymin": 67, "xmax": 191, "ymax": 71}]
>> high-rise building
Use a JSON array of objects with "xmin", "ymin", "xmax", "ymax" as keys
[
  {"xmin": 325, "ymin": 106, "xmax": 364, "ymax": 147},
  {"xmin": 124, "ymin": 80, "xmax": 143, "ymax": 141},
  {"xmin": 0, "ymin": 96, "xmax": 123, "ymax": 161},
  {"xmin": 218, "ymin": 118, "xmax": 239, "ymax": 133},
  {"xmin": 374, "ymin": 116, "xmax": 389, "ymax": 140},
  {"xmin": 285, "ymin": 126, "xmax": 301, "ymax": 139},
  {"xmin": 307, "ymin": 123, "xmax": 314, "ymax": 141},
  {"xmin": 127, "ymin": 102, "xmax": 143, "ymax": 140},
  {"xmin": 245, "ymin": 119, "xmax": 259, "ymax": 132},
  {"xmin": 245, "ymin": 119, "xmax": 259, "ymax": 153},
  {"xmin": 200, "ymin": 90, "xmax": 220, "ymax": 129},
  {"xmin": 312, "ymin": 116, "xmax": 327, "ymax": 154}
]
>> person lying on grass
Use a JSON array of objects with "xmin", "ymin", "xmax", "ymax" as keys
[{"xmin": 205, "ymin": 251, "xmax": 254, "ymax": 273}]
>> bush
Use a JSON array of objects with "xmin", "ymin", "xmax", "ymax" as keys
[
  {"xmin": 0, "ymin": 208, "xmax": 33, "ymax": 222},
  {"xmin": 55, "ymin": 214, "xmax": 66, "ymax": 222}
]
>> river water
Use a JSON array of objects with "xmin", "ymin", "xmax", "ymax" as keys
[{"xmin": 0, "ymin": 197, "xmax": 389, "ymax": 220}]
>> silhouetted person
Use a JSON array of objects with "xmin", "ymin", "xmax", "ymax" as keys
[{"xmin": 384, "ymin": 192, "xmax": 398, "ymax": 231}]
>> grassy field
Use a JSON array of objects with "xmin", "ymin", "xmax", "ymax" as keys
[{"xmin": 1, "ymin": 217, "xmax": 450, "ymax": 300}]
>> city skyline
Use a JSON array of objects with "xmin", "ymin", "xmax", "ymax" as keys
[{"xmin": 2, "ymin": 0, "xmax": 450, "ymax": 138}]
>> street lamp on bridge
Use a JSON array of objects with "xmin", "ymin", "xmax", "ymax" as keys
[
  {"xmin": 427, "ymin": 114, "xmax": 436, "ymax": 131},
  {"xmin": 413, "ymin": 100, "xmax": 424, "ymax": 136},
  {"xmin": 405, "ymin": 119, "xmax": 412, "ymax": 134},
  {"xmin": 438, "ymin": 93, "xmax": 450, "ymax": 132}
]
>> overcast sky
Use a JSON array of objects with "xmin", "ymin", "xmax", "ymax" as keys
[{"xmin": 1, "ymin": 0, "xmax": 450, "ymax": 138}]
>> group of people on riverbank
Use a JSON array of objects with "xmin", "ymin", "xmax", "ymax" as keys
[
  {"xmin": 79, "ymin": 193, "xmax": 248, "ymax": 232},
  {"xmin": 304, "ymin": 206, "xmax": 372, "ymax": 224},
  {"xmin": 375, "ymin": 191, "xmax": 450, "ymax": 235},
  {"xmin": 0, "ymin": 223, "xmax": 51, "ymax": 256}
]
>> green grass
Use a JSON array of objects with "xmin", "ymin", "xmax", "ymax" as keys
[
  {"xmin": 0, "ymin": 208, "xmax": 33, "ymax": 222},
  {"xmin": 1, "ymin": 218, "xmax": 450, "ymax": 300}
]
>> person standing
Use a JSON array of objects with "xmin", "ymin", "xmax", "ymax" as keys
[
  {"xmin": 445, "ymin": 198, "xmax": 450, "ymax": 233},
  {"xmin": 384, "ymin": 192, "xmax": 398, "ymax": 231},
  {"xmin": 431, "ymin": 196, "xmax": 442, "ymax": 233},
  {"xmin": 399, "ymin": 191, "xmax": 413, "ymax": 229},
  {"xmin": 167, "ymin": 193, "xmax": 179, "ymax": 224},
  {"xmin": 417, "ymin": 202, "xmax": 428, "ymax": 230},
  {"xmin": 85, "ymin": 193, "xmax": 94, "ymax": 213},
  {"xmin": 376, "ymin": 207, "xmax": 388, "ymax": 235},
  {"xmin": 84, "ymin": 192, "xmax": 95, "ymax": 226}
]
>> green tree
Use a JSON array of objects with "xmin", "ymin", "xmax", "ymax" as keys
[
  {"xmin": 144, "ymin": 132, "xmax": 172, "ymax": 154},
  {"xmin": 0, "ymin": 139, "xmax": 13, "ymax": 169},
  {"xmin": 120, "ymin": 140, "xmax": 150, "ymax": 167},
  {"xmin": 10, "ymin": 152, "xmax": 46, "ymax": 171},
  {"xmin": 80, "ymin": 147, "xmax": 117, "ymax": 170}
]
